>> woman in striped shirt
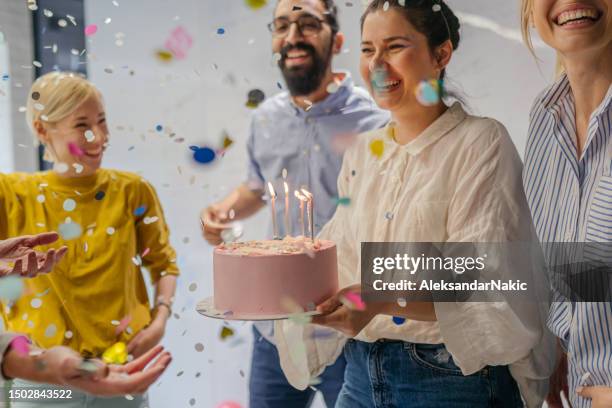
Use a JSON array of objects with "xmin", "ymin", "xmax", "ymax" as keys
[{"xmin": 521, "ymin": 0, "xmax": 612, "ymax": 407}]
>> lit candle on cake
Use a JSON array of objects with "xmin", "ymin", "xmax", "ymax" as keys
[
  {"xmin": 295, "ymin": 190, "xmax": 305, "ymax": 237},
  {"xmin": 267, "ymin": 182, "xmax": 279, "ymax": 239},
  {"xmin": 284, "ymin": 181, "xmax": 290, "ymax": 237},
  {"xmin": 301, "ymin": 188, "xmax": 314, "ymax": 242}
]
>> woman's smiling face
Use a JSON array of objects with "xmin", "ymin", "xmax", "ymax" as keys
[
  {"xmin": 531, "ymin": 0, "xmax": 611, "ymax": 55},
  {"xmin": 359, "ymin": 9, "xmax": 446, "ymax": 112}
]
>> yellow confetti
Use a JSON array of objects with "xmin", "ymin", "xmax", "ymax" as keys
[
  {"xmin": 369, "ymin": 139, "xmax": 385, "ymax": 159},
  {"xmin": 222, "ymin": 133, "xmax": 234, "ymax": 149},
  {"xmin": 220, "ymin": 326, "xmax": 234, "ymax": 340},
  {"xmin": 102, "ymin": 341, "xmax": 128, "ymax": 364},
  {"xmin": 155, "ymin": 49, "xmax": 173, "ymax": 62},
  {"xmin": 245, "ymin": 0, "xmax": 267, "ymax": 9}
]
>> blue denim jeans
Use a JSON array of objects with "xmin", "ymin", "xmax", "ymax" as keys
[
  {"xmin": 249, "ymin": 326, "xmax": 346, "ymax": 408},
  {"xmin": 336, "ymin": 339, "xmax": 523, "ymax": 408}
]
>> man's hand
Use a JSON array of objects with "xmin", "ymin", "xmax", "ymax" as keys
[
  {"xmin": 127, "ymin": 320, "xmax": 166, "ymax": 358},
  {"xmin": 0, "ymin": 232, "xmax": 68, "ymax": 277},
  {"xmin": 68, "ymin": 345, "xmax": 172, "ymax": 396},
  {"xmin": 200, "ymin": 205, "xmax": 231, "ymax": 245},
  {"xmin": 577, "ymin": 386, "xmax": 612, "ymax": 408},
  {"xmin": 311, "ymin": 285, "xmax": 377, "ymax": 337}
]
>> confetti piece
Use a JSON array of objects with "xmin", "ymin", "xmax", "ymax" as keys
[
  {"xmin": 432, "ymin": 4, "xmax": 441, "ymax": 12},
  {"xmin": 84, "ymin": 130, "xmax": 95, "ymax": 142},
  {"xmin": 335, "ymin": 197, "xmax": 351, "ymax": 206},
  {"xmin": 73, "ymin": 163, "xmax": 84, "ymax": 174},
  {"xmin": 36, "ymin": 194, "xmax": 45, "ymax": 203},
  {"xmin": 134, "ymin": 205, "xmax": 147, "ymax": 216},
  {"xmin": 385, "ymin": 212, "xmax": 394, "ymax": 220},
  {"xmin": 95, "ymin": 191, "xmax": 105, "ymax": 200},
  {"xmin": 165, "ymin": 26, "xmax": 193, "ymax": 60},
  {"xmin": 63, "ymin": 198, "xmax": 76, "ymax": 212},
  {"xmin": 189, "ymin": 398, "xmax": 196, "ymax": 406},
  {"xmin": 383, "ymin": 1, "xmax": 390, "ymax": 11},
  {"xmin": 222, "ymin": 133, "xmax": 234, "ymax": 149},
  {"xmin": 59, "ymin": 220, "xmax": 82, "ymax": 240},
  {"xmin": 54, "ymin": 162, "xmax": 69, "ymax": 174},
  {"xmin": 1, "ymin": 74, "xmax": 9, "ymax": 81},
  {"xmin": 216, "ymin": 402, "xmax": 242, "ymax": 408},
  {"xmin": 398, "ymin": 0, "xmax": 405, "ymax": 5},
  {"xmin": 84, "ymin": 24, "xmax": 98, "ymax": 36},
  {"xmin": 0, "ymin": 276, "xmax": 24, "ymax": 301},
  {"xmin": 326, "ymin": 81, "xmax": 339, "ymax": 94},
  {"xmin": 190, "ymin": 146, "xmax": 216, "ymax": 165},
  {"xmin": 114, "ymin": 315, "xmax": 132, "ymax": 335},
  {"xmin": 220, "ymin": 223, "xmax": 244, "ymax": 243},
  {"xmin": 246, "ymin": 89, "xmax": 265, "ymax": 108},
  {"xmin": 65, "ymin": 331, "xmax": 73, "ymax": 339},
  {"xmin": 156, "ymin": 49, "xmax": 174, "ymax": 62},
  {"xmin": 30, "ymin": 298, "xmax": 43, "ymax": 309},
  {"xmin": 217, "ymin": 28, "xmax": 225, "ymax": 35},
  {"xmin": 369, "ymin": 139, "xmax": 385, "ymax": 159},
  {"xmin": 142, "ymin": 247, "xmax": 150, "ymax": 257},
  {"xmin": 10, "ymin": 336, "xmax": 30, "ymax": 356},
  {"xmin": 155, "ymin": 124, "xmax": 163, "ymax": 132},
  {"xmin": 219, "ymin": 326, "xmax": 235, "ymax": 340},
  {"xmin": 415, "ymin": 79, "xmax": 443, "ymax": 106},
  {"xmin": 143, "ymin": 216, "xmax": 158, "ymax": 225},
  {"xmin": 44, "ymin": 323, "xmax": 57, "ymax": 338},
  {"xmin": 392, "ymin": 316, "xmax": 406, "ymax": 325},
  {"xmin": 341, "ymin": 291, "xmax": 366, "ymax": 311},
  {"xmin": 194, "ymin": 343, "xmax": 204, "ymax": 352},
  {"xmin": 78, "ymin": 360, "xmax": 100, "ymax": 375},
  {"xmin": 245, "ymin": 0, "xmax": 267, "ymax": 9},
  {"xmin": 106, "ymin": 227, "xmax": 115, "ymax": 235},
  {"xmin": 102, "ymin": 342, "xmax": 128, "ymax": 364}
]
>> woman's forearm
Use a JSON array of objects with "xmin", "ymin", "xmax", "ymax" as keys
[{"xmin": 152, "ymin": 274, "xmax": 177, "ymax": 323}]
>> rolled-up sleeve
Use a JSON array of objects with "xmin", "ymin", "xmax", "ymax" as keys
[{"xmin": 0, "ymin": 332, "xmax": 20, "ymax": 381}]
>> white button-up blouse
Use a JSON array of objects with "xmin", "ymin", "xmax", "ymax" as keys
[{"xmin": 275, "ymin": 103, "xmax": 555, "ymax": 407}]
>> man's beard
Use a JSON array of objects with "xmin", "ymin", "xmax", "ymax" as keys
[{"xmin": 279, "ymin": 40, "xmax": 333, "ymax": 96}]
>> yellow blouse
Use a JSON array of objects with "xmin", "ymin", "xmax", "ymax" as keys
[{"xmin": 0, "ymin": 169, "xmax": 179, "ymax": 358}]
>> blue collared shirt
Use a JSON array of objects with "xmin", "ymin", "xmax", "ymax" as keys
[
  {"xmin": 246, "ymin": 72, "xmax": 389, "ymax": 340},
  {"xmin": 246, "ymin": 72, "xmax": 390, "ymax": 238},
  {"xmin": 523, "ymin": 74, "xmax": 612, "ymax": 408}
]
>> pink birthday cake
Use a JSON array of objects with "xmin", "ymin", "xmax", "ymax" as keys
[{"xmin": 213, "ymin": 237, "xmax": 338, "ymax": 315}]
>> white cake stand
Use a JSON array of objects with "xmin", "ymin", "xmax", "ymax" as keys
[{"xmin": 196, "ymin": 297, "xmax": 321, "ymax": 321}]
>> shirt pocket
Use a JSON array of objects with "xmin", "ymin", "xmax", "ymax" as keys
[{"xmin": 586, "ymin": 176, "xmax": 612, "ymax": 242}]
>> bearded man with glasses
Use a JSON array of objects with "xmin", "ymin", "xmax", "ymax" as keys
[{"xmin": 200, "ymin": 1, "xmax": 389, "ymax": 407}]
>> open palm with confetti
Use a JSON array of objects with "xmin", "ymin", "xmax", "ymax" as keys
[{"xmin": 0, "ymin": 232, "xmax": 68, "ymax": 277}]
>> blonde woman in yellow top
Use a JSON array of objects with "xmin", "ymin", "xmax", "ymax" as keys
[{"xmin": 0, "ymin": 71, "xmax": 179, "ymax": 407}]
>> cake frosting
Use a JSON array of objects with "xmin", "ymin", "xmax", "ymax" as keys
[{"xmin": 213, "ymin": 236, "xmax": 338, "ymax": 315}]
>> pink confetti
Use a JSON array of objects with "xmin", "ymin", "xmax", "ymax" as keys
[
  {"xmin": 9, "ymin": 336, "xmax": 30, "ymax": 356},
  {"xmin": 343, "ymin": 291, "xmax": 366, "ymax": 311},
  {"xmin": 142, "ymin": 247, "xmax": 150, "ymax": 257},
  {"xmin": 164, "ymin": 26, "xmax": 193, "ymax": 60},
  {"xmin": 114, "ymin": 315, "xmax": 132, "ymax": 336},
  {"xmin": 68, "ymin": 142, "xmax": 84, "ymax": 157},
  {"xmin": 84, "ymin": 24, "xmax": 98, "ymax": 36}
]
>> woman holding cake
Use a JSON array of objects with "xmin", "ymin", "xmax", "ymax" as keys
[
  {"xmin": 0, "ymin": 71, "xmax": 178, "ymax": 407},
  {"xmin": 274, "ymin": 1, "xmax": 555, "ymax": 406}
]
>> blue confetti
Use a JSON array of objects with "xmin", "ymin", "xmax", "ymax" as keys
[
  {"xmin": 95, "ymin": 191, "xmax": 106, "ymax": 200},
  {"xmin": 155, "ymin": 124, "xmax": 163, "ymax": 132},
  {"xmin": 392, "ymin": 316, "xmax": 406, "ymax": 325},
  {"xmin": 191, "ymin": 146, "xmax": 216, "ymax": 164},
  {"xmin": 277, "ymin": 82, "xmax": 283, "ymax": 89},
  {"xmin": 134, "ymin": 205, "xmax": 147, "ymax": 216},
  {"xmin": 217, "ymin": 28, "xmax": 225, "ymax": 35},
  {"xmin": 1, "ymin": 74, "xmax": 9, "ymax": 81}
]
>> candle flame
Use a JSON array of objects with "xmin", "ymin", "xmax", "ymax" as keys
[
  {"xmin": 267, "ymin": 182, "xmax": 276, "ymax": 198},
  {"xmin": 284, "ymin": 181, "xmax": 289, "ymax": 195},
  {"xmin": 300, "ymin": 188, "xmax": 312, "ymax": 199},
  {"xmin": 294, "ymin": 190, "xmax": 307, "ymax": 202}
]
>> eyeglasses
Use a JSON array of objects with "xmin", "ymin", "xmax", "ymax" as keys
[{"xmin": 267, "ymin": 15, "xmax": 327, "ymax": 38}]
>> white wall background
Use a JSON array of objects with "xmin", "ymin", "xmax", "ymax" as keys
[
  {"xmin": 18, "ymin": 0, "xmax": 557, "ymax": 407},
  {"xmin": 0, "ymin": 32, "xmax": 13, "ymax": 172}
]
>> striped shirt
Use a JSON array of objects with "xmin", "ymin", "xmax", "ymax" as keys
[{"xmin": 523, "ymin": 74, "xmax": 612, "ymax": 408}]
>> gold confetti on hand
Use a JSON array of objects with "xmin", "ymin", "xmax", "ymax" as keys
[{"xmin": 369, "ymin": 139, "xmax": 385, "ymax": 159}]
